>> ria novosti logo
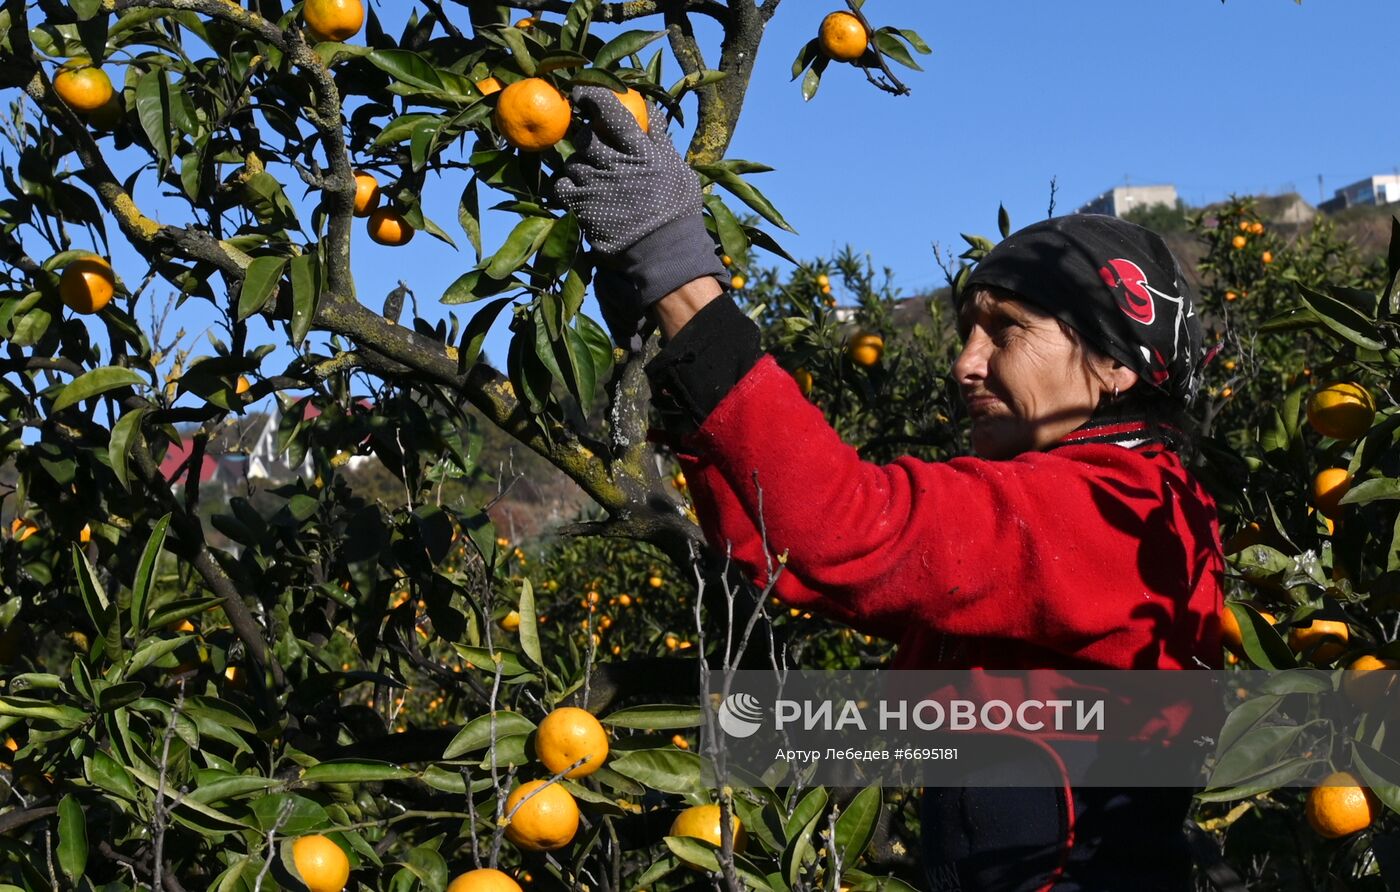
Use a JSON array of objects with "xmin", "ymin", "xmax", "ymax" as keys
[{"xmin": 717, "ymin": 692, "xmax": 765, "ymax": 738}]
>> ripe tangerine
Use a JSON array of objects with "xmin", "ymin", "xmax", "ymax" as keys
[
  {"xmin": 291, "ymin": 834, "xmax": 350, "ymax": 892},
  {"xmin": 1305, "ymin": 772, "xmax": 1379, "ymax": 838},
  {"xmin": 504, "ymin": 780, "xmax": 579, "ymax": 851},
  {"xmin": 493, "ymin": 78, "xmax": 571, "ymax": 152},
  {"xmin": 535, "ymin": 706, "xmax": 609, "ymax": 778},
  {"xmin": 53, "ymin": 62, "xmax": 113, "ymax": 112},
  {"xmin": 367, "ymin": 207, "xmax": 414, "ymax": 246},
  {"xmin": 818, "ymin": 11, "xmax": 868, "ymax": 62},
  {"xmin": 352, "ymin": 171, "xmax": 380, "ymax": 218},
  {"xmin": 304, "ymin": 0, "xmax": 364, "ymax": 42},
  {"xmin": 59, "ymin": 255, "xmax": 116, "ymax": 314}
]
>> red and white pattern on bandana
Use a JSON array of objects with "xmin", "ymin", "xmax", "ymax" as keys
[{"xmin": 1097, "ymin": 257, "xmax": 1191, "ymax": 380}]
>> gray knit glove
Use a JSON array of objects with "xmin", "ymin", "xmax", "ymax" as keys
[{"xmin": 552, "ymin": 85, "xmax": 727, "ymax": 334}]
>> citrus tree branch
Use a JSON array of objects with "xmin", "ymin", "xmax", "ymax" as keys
[
  {"xmin": 683, "ymin": 0, "xmax": 762, "ymax": 165},
  {"xmin": 109, "ymin": 0, "xmax": 357, "ymax": 295},
  {"xmin": 507, "ymin": 0, "xmax": 729, "ymax": 23}
]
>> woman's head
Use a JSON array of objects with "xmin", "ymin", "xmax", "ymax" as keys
[{"xmin": 954, "ymin": 215, "xmax": 1202, "ymax": 458}]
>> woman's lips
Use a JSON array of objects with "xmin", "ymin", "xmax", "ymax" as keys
[{"xmin": 964, "ymin": 395, "xmax": 1000, "ymax": 417}]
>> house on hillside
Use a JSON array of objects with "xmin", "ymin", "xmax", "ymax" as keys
[
  {"xmin": 247, "ymin": 399, "xmax": 374, "ymax": 482},
  {"xmin": 1078, "ymin": 184, "xmax": 1179, "ymax": 218},
  {"xmin": 158, "ymin": 435, "xmax": 243, "ymax": 491},
  {"xmin": 1319, "ymin": 174, "xmax": 1400, "ymax": 214},
  {"xmin": 158, "ymin": 400, "xmax": 375, "ymax": 494}
]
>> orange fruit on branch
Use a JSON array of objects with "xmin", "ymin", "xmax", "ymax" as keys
[
  {"xmin": 291, "ymin": 834, "xmax": 350, "ymax": 892},
  {"xmin": 53, "ymin": 61, "xmax": 113, "ymax": 112},
  {"xmin": 1305, "ymin": 772, "xmax": 1378, "ymax": 838},
  {"xmin": 493, "ymin": 78, "xmax": 571, "ymax": 152},
  {"xmin": 367, "ymin": 207, "xmax": 414, "ymax": 246},
  {"xmin": 447, "ymin": 868, "xmax": 523, "ymax": 892},
  {"xmin": 59, "ymin": 255, "xmax": 116, "ymax": 314},
  {"xmin": 476, "ymin": 76, "xmax": 504, "ymax": 96},
  {"xmin": 1311, "ymin": 468, "xmax": 1352, "ymax": 520},
  {"xmin": 504, "ymin": 779, "xmax": 579, "ymax": 851},
  {"xmin": 303, "ymin": 0, "xmax": 364, "ymax": 42},
  {"xmin": 1306, "ymin": 382, "xmax": 1375, "ymax": 441},
  {"xmin": 1231, "ymin": 235, "xmax": 1247, "ymax": 249},
  {"xmin": 1342, "ymin": 654, "xmax": 1400, "ymax": 709},
  {"xmin": 498, "ymin": 610, "xmax": 522, "ymax": 633},
  {"xmin": 614, "ymin": 87, "xmax": 649, "ymax": 132},
  {"xmin": 793, "ymin": 367, "xmax": 814, "ymax": 395},
  {"xmin": 1288, "ymin": 618, "xmax": 1349, "ymax": 664},
  {"xmin": 848, "ymin": 331, "xmax": 884, "ymax": 367},
  {"xmin": 818, "ymin": 11, "xmax": 868, "ymax": 62},
  {"xmin": 352, "ymin": 171, "xmax": 380, "ymax": 217},
  {"xmin": 9, "ymin": 517, "xmax": 38, "ymax": 542},
  {"xmin": 669, "ymin": 803, "xmax": 748, "ymax": 870},
  {"xmin": 535, "ymin": 706, "xmax": 609, "ymax": 778}
]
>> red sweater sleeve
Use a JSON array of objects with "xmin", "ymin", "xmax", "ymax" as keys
[{"xmin": 676, "ymin": 356, "xmax": 1224, "ymax": 670}]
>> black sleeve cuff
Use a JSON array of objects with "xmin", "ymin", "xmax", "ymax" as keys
[{"xmin": 644, "ymin": 295, "xmax": 762, "ymax": 434}]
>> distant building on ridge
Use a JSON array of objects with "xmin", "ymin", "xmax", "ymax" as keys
[
  {"xmin": 1318, "ymin": 174, "xmax": 1400, "ymax": 214},
  {"xmin": 1078, "ymin": 184, "xmax": 1179, "ymax": 218}
]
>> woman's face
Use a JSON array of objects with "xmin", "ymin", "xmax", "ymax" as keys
[{"xmin": 953, "ymin": 289, "xmax": 1125, "ymax": 459}]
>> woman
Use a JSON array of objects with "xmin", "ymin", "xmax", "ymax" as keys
[{"xmin": 553, "ymin": 87, "xmax": 1224, "ymax": 891}]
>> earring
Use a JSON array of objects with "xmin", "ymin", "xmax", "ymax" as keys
[{"xmin": 1112, "ymin": 385, "xmax": 1120, "ymax": 400}]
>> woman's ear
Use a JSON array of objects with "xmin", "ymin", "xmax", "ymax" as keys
[{"xmin": 1106, "ymin": 365, "xmax": 1140, "ymax": 397}]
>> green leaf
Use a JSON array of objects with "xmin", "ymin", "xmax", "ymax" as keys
[
  {"xmin": 1228, "ymin": 602, "xmax": 1296, "ymax": 670},
  {"xmin": 562, "ymin": 0, "xmax": 601, "ymax": 52},
  {"xmin": 52, "ymin": 366, "xmax": 144, "ymax": 412},
  {"xmin": 56, "ymin": 794, "xmax": 87, "ymax": 884},
  {"xmin": 832, "ymin": 786, "xmax": 881, "ymax": 867},
  {"xmin": 608, "ymin": 749, "xmax": 704, "ymax": 794},
  {"xmin": 130, "ymin": 513, "xmax": 171, "ymax": 636},
  {"xmin": 288, "ymin": 253, "xmax": 320, "ymax": 348},
  {"xmin": 367, "ymin": 49, "xmax": 446, "ymax": 92},
  {"xmin": 695, "ymin": 166, "xmax": 796, "ymax": 234},
  {"xmin": 791, "ymin": 37, "xmax": 820, "ymax": 79},
  {"xmin": 443, "ymin": 710, "xmax": 538, "ymax": 760},
  {"xmin": 86, "ymin": 750, "xmax": 140, "ymax": 801},
  {"xmin": 1342, "ymin": 477, "xmax": 1400, "ymax": 506},
  {"xmin": 485, "ymin": 216, "xmax": 556, "ymax": 279},
  {"xmin": 704, "ymin": 194, "xmax": 748, "ymax": 271},
  {"xmin": 135, "ymin": 68, "xmax": 172, "ymax": 165},
  {"xmin": 244, "ymin": 793, "xmax": 328, "ymax": 836},
  {"xmin": 459, "ymin": 177, "xmax": 483, "ymax": 260},
  {"xmin": 300, "ymin": 760, "xmax": 418, "ymax": 784},
  {"xmin": 896, "ymin": 28, "xmax": 933, "ymax": 54},
  {"xmin": 785, "ymin": 787, "xmax": 828, "ymax": 840},
  {"xmin": 593, "ymin": 30, "xmax": 666, "ymax": 70},
  {"xmin": 457, "ymin": 296, "xmax": 514, "ymax": 372},
  {"xmin": 237, "ymin": 256, "xmax": 286, "ymax": 321},
  {"xmin": 0, "ymin": 696, "xmax": 90, "ymax": 726},
  {"xmin": 72, "ymin": 545, "xmax": 112, "ymax": 636},
  {"xmin": 516, "ymin": 577, "xmax": 544, "ymax": 671},
  {"xmin": 873, "ymin": 30, "xmax": 922, "ymax": 70},
  {"xmin": 1295, "ymin": 281, "xmax": 1384, "ymax": 351},
  {"xmin": 110, "ymin": 407, "xmax": 149, "ymax": 491},
  {"xmin": 602, "ymin": 704, "xmax": 703, "ymax": 730}
]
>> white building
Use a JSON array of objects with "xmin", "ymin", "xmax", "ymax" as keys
[
  {"xmin": 1320, "ymin": 174, "xmax": 1400, "ymax": 213},
  {"xmin": 1077, "ymin": 185, "xmax": 1180, "ymax": 218},
  {"xmin": 247, "ymin": 400, "xmax": 373, "ymax": 482}
]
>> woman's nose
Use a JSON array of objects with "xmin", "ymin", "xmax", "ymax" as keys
[{"xmin": 953, "ymin": 330, "xmax": 988, "ymax": 384}]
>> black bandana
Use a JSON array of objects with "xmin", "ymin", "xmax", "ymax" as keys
[{"xmin": 960, "ymin": 214, "xmax": 1203, "ymax": 406}]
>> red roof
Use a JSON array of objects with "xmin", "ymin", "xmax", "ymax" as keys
[{"xmin": 158, "ymin": 436, "xmax": 221, "ymax": 485}]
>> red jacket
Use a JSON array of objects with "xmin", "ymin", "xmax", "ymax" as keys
[{"xmin": 675, "ymin": 356, "xmax": 1225, "ymax": 672}]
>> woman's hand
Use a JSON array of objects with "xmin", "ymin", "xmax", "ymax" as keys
[{"xmin": 552, "ymin": 86, "xmax": 727, "ymax": 340}]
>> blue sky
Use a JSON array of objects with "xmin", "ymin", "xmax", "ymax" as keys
[{"xmin": 29, "ymin": 1, "xmax": 1400, "ymax": 407}]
